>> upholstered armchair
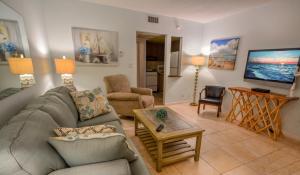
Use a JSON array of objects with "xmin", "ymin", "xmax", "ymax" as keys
[
  {"xmin": 197, "ymin": 85, "xmax": 225, "ymax": 117},
  {"xmin": 104, "ymin": 74, "xmax": 154, "ymax": 117}
]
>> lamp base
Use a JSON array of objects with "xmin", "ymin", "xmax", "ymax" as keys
[
  {"xmin": 190, "ymin": 102, "xmax": 198, "ymax": 106},
  {"xmin": 61, "ymin": 74, "xmax": 73, "ymax": 86},
  {"xmin": 20, "ymin": 74, "xmax": 35, "ymax": 88}
]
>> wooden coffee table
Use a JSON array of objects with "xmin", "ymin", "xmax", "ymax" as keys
[{"xmin": 133, "ymin": 107, "xmax": 204, "ymax": 172}]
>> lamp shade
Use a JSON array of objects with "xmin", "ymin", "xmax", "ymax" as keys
[
  {"xmin": 8, "ymin": 57, "xmax": 34, "ymax": 74},
  {"xmin": 191, "ymin": 56, "xmax": 206, "ymax": 66},
  {"xmin": 54, "ymin": 58, "xmax": 75, "ymax": 74}
]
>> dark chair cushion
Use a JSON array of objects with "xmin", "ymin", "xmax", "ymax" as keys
[
  {"xmin": 205, "ymin": 86, "xmax": 225, "ymax": 98},
  {"xmin": 199, "ymin": 97, "xmax": 222, "ymax": 104}
]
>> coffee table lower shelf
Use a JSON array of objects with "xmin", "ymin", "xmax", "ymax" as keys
[{"xmin": 136, "ymin": 128, "xmax": 195, "ymax": 169}]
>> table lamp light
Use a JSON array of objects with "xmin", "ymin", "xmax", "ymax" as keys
[
  {"xmin": 190, "ymin": 55, "xmax": 206, "ymax": 106},
  {"xmin": 54, "ymin": 56, "xmax": 75, "ymax": 85},
  {"xmin": 8, "ymin": 54, "xmax": 35, "ymax": 88}
]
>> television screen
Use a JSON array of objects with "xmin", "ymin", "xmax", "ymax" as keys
[{"xmin": 244, "ymin": 48, "xmax": 300, "ymax": 84}]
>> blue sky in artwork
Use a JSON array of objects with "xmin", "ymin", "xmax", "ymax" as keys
[{"xmin": 211, "ymin": 37, "xmax": 239, "ymax": 46}]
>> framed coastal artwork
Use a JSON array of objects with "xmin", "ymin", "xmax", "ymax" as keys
[
  {"xmin": 208, "ymin": 37, "xmax": 240, "ymax": 70},
  {"xmin": 0, "ymin": 19, "xmax": 24, "ymax": 63},
  {"xmin": 72, "ymin": 27, "xmax": 118, "ymax": 65}
]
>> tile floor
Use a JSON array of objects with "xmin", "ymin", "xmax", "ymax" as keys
[{"xmin": 121, "ymin": 103, "xmax": 300, "ymax": 175}]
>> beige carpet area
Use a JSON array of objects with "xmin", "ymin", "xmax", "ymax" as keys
[{"xmin": 121, "ymin": 103, "xmax": 300, "ymax": 175}]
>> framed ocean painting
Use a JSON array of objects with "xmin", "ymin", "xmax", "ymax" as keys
[
  {"xmin": 208, "ymin": 37, "xmax": 240, "ymax": 70},
  {"xmin": 72, "ymin": 27, "xmax": 118, "ymax": 65},
  {"xmin": 244, "ymin": 48, "xmax": 300, "ymax": 84}
]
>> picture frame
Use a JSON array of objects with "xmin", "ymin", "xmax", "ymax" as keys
[
  {"xmin": 72, "ymin": 27, "xmax": 119, "ymax": 65},
  {"xmin": 0, "ymin": 19, "xmax": 24, "ymax": 63},
  {"xmin": 208, "ymin": 37, "xmax": 240, "ymax": 70}
]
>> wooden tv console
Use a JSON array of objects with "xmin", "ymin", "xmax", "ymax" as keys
[{"xmin": 226, "ymin": 87, "xmax": 298, "ymax": 140}]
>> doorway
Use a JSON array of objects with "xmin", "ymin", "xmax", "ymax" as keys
[{"xmin": 136, "ymin": 32, "xmax": 165, "ymax": 105}]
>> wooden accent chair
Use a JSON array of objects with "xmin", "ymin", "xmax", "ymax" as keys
[
  {"xmin": 197, "ymin": 86, "xmax": 225, "ymax": 117},
  {"xmin": 104, "ymin": 74, "xmax": 154, "ymax": 117}
]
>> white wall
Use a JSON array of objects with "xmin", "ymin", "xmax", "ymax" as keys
[
  {"xmin": 43, "ymin": 0, "xmax": 203, "ymax": 103},
  {"xmin": 0, "ymin": 0, "xmax": 55, "ymax": 127},
  {"xmin": 200, "ymin": 0, "xmax": 300, "ymax": 140}
]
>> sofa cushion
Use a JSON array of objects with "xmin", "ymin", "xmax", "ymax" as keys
[
  {"xmin": 141, "ymin": 95, "xmax": 154, "ymax": 108},
  {"xmin": 104, "ymin": 74, "xmax": 131, "ymax": 93},
  {"xmin": 46, "ymin": 86, "xmax": 73, "ymax": 95},
  {"xmin": 127, "ymin": 138, "xmax": 151, "ymax": 175},
  {"xmin": 70, "ymin": 88, "xmax": 112, "ymax": 121},
  {"xmin": 77, "ymin": 107, "xmax": 120, "ymax": 127},
  {"xmin": 0, "ymin": 110, "xmax": 67, "ymax": 175},
  {"xmin": 46, "ymin": 86, "xmax": 78, "ymax": 118},
  {"xmin": 26, "ymin": 95, "xmax": 77, "ymax": 127},
  {"xmin": 45, "ymin": 91, "xmax": 79, "ymax": 121},
  {"xmin": 54, "ymin": 124, "xmax": 116, "ymax": 137},
  {"xmin": 48, "ymin": 159, "xmax": 131, "ymax": 175},
  {"xmin": 48, "ymin": 133, "xmax": 137, "ymax": 167}
]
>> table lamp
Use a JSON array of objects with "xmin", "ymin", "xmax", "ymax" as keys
[
  {"xmin": 54, "ymin": 56, "xmax": 75, "ymax": 85},
  {"xmin": 8, "ymin": 54, "xmax": 35, "ymax": 88},
  {"xmin": 190, "ymin": 55, "xmax": 206, "ymax": 106}
]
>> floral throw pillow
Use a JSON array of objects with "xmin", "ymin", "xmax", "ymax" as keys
[
  {"xmin": 54, "ymin": 124, "xmax": 116, "ymax": 137},
  {"xmin": 70, "ymin": 87, "xmax": 112, "ymax": 121}
]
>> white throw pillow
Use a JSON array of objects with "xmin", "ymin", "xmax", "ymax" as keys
[{"xmin": 48, "ymin": 133, "xmax": 137, "ymax": 167}]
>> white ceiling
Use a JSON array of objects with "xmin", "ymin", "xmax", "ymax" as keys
[{"xmin": 80, "ymin": 0, "xmax": 273, "ymax": 23}]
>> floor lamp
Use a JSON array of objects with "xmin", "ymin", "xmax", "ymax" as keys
[{"xmin": 190, "ymin": 56, "xmax": 206, "ymax": 106}]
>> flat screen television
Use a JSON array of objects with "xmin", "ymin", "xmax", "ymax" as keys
[{"xmin": 244, "ymin": 48, "xmax": 300, "ymax": 84}]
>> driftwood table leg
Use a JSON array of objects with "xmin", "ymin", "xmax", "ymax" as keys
[
  {"xmin": 194, "ymin": 134, "xmax": 202, "ymax": 161},
  {"xmin": 156, "ymin": 141, "xmax": 163, "ymax": 172}
]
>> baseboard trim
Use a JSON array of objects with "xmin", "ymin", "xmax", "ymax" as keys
[
  {"xmin": 281, "ymin": 131, "xmax": 300, "ymax": 143},
  {"xmin": 164, "ymin": 100, "xmax": 191, "ymax": 105}
]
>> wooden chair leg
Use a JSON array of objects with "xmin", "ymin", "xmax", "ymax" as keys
[
  {"xmin": 197, "ymin": 103, "xmax": 201, "ymax": 114},
  {"xmin": 203, "ymin": 104, "xmax": 206, "ymax": 110},
  {"xmin": 217, "ymin": 106, "xmax": 220, "ymax": 117}
]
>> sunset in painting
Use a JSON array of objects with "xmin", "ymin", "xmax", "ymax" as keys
[
  {"xmin": 245, "ymin": 49, "xmax": 300, "ymax": 84},
  {"xmin": 249, "ymin": 50, "xmax": 300, "ymax": 65}
]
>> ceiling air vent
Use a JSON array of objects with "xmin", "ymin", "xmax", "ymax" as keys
[{"xmin": 148, "ymin": 16, "xmax": 159, "ymax": 24}]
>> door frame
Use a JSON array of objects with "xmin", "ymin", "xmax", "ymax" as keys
[{"xmin": 136, "ymin": 31, "xmax": 167, "ymax": 105}]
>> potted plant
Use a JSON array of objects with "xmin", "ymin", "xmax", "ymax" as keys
[{"xmin": 155, "ymin": 109, "xmax": 168, "ymax": 122}]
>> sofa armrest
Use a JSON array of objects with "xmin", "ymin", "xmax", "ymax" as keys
[
  {"xmin": 107, "ymin": 92, "xmax": 140, "ymax": 101},
  {"xmin": 131, "ymin": 87, "xmax": 152, "ymax": 96}
]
